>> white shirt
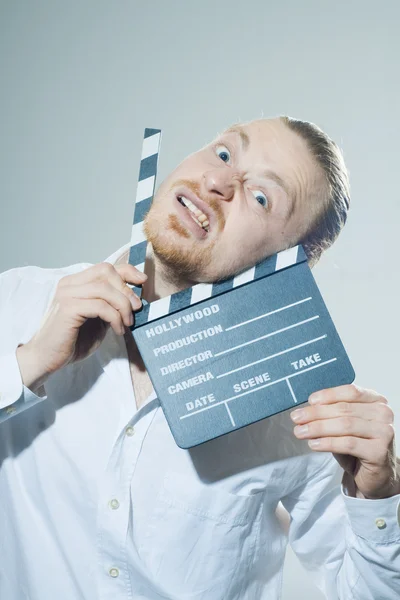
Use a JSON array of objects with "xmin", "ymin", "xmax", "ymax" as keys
[{"xmin": 0, "ymin": 243, "xmax": 399, "ymax": 600}]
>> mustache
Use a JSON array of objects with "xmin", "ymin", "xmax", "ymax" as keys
[{"xmin": 169, "ymin": 178, "xmax": 226, "ymax": 229}]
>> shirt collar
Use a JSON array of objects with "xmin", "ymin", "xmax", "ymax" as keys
[{"xmin": 104, "ymin": 241, "xmax": 132, "ymax": 266}]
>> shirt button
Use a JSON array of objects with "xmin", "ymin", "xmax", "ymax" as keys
[
  {"xmin": 109, "ymin": 567, "xmax": 120, "ymax": 578},
  {"xmin": 375, "ymin": 518, "xmax": 387, "ymax": 530},
  {"xmin": 125, "ymin": 426, "xmax": 135, "ymax": 436},
  {"xmin": 109, "ymin": 498, "xmax": 120, "ymax": 510}
]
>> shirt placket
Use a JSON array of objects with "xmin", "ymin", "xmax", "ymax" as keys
[{"xmin": 95, "ymin": 401, "xmax": 158, "ymax": 600}]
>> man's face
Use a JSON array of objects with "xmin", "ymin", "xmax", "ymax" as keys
[{"xmin": 144, "ymin": 118, "xmax": 324, "ymax": 283}]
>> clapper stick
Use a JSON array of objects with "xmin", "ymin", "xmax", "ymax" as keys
[
  {"xmin": 128, "ymin": 129, "xmax": 355, "ymax": 449},
  {"xmin": 128, "ymin": 128, "xmax": 161, "ymax": 295}
]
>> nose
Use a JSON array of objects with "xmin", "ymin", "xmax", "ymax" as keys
[{"xmin": 202, "ymin": 169, "xmax": 242, "ymax": 202}]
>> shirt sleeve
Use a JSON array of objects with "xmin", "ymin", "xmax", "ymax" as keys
[
  {"xmin": 0, "ymin": 267, "xmax": 51, "ymax": 425},
  {"xmin": 281, "ymin": 454, "xmax": 400, "ymax": 600},
  {"xmin": 0, "ymin": 261, "xmax": 92, "ymax": 425},
  {"xmin": 0, "ymin": 347, "xmax": 47, "ymax": 424}
]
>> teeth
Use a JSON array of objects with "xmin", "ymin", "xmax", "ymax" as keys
[{"xmin": 178, "ymin": 196, "xmax": 209, "ymax": 231}]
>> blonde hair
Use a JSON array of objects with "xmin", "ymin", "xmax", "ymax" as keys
[{"xmin": 281, "ymin": 116, "xmax": 350, "ymax": 266}]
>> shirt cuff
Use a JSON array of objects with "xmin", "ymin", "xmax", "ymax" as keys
[
  {"xmin": 342, "ymin": 485, "xmax": 400, "ymax": 543},
  {"xmin": 0, "ymin": 349, "xmax": 24, "ymax": 408},
  {"xmin": 0, "ymin": 348, "xmax": 47, "ymax": 423}
]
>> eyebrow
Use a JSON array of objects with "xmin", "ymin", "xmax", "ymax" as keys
[
  {"xmin": 260, "ymin": 169, "xmax": 296, "ymax": 221},
  {"xmin": 263, "ymin": 169, "xmax": 292, "ymax": 201},
  {"xmin": 223, "ymin": 125, "xmax": 250, "ymax": 151}
]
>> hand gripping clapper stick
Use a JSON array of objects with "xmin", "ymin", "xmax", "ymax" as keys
[{"xmin": 129, "ymin": 129, "xmax": 355, "ymax": 449}]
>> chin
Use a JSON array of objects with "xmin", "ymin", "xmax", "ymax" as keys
[
  {"xmin": 143, "ymin": 209, "xmax": 246, "ymax": 284},
  {"xmin": 144, "ymin": 214, "xmax": 210, "ymax": 282}
]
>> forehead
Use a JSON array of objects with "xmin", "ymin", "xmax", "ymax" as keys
[{"xmin": 222, "ymin": 119, "xmax": 314, "ymax": 174}]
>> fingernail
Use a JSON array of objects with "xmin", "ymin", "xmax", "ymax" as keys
[
  {"xmin": 130, "ymin": 294, "xmax": 140, "ymax": 309},
  {"xmin": 294, "ymin": 424, "xmax": 309, "ymax": 437},
  {"xmin": 309, "ymin": 393, "xmax": 322, "ymax": 404},
  {"xmin": 308, "ymin": 439, "xmax": 321, "ymax": 448},
  {"xmin": 290, "ymin": 409, "xmax": 304, "ymax": 423},
  {"xmin": 136, "ymin": 272, "xmax": 148, "ymax": 281}
]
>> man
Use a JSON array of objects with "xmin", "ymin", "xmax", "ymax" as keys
[{"xmin": 0, "ymin": 116, "xmax": 399, "ymax": 600}]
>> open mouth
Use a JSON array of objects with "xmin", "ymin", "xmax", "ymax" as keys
[{"xmin": 177, "ymin": 195, "xmax": 210, "ymax": 232}]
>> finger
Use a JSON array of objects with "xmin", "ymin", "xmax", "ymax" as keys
[
  {"xmin": 119, "ymin": 285, "xmax": 142, "ymax": 312},
  {"xmin": 294, "ymin": 416, "xmax": 393, "ymax": 442},
  {"xmin": 99, "ymin": 264, "xmax": 145, "ymax": 310},
  {"xmin": 61, "ymin": 263, "xmax": 143, "ymax": 313},
  {"xmin": 59, "ymin": 262, "xmax": 147, "ymax": 290},
  {"xmin": 115, "ymin": 263, "xmax": 148, "ymax": 285},
  {"xmin": 59, "ymin": 263, "xmax": 119, "ymax": 287},
  {"xmin": 67, "ymin": 282, "xmax": 137, "ymax": 327},
  {"xmin": 307, "ymin": 436, "xmax": 387, "ymax": 462},
  {"xmin": 309, "ymin": 384, "xmax": 387, "ymax": 406},
  {"xmin": 70, "ymin": 298, "xmax": 125, "ymax": 336},
  {"xmin": 290, "ymin": 401, "xmax": 394, "ymax": 426}
]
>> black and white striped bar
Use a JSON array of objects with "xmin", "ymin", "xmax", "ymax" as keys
[
  {"xmin": 133, "ymin": 245, "xmax": 307, "ymax": 328},
  {"xmin": 128, "ymin": 128, "xmax": 161, "ymax": 296}
]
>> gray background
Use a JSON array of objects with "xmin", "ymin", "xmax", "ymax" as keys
[{"xmin": 0, "ymin": 1, "xmax": 399, "ymax": 598}]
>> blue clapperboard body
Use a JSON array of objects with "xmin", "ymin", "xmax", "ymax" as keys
[
  {"xmin": 129, "ymin": 128, "xmax": 355, "ymax": 449},
  {"xmin": 132, "ymin": 245, "xmax": 355, "ymax": 448}
]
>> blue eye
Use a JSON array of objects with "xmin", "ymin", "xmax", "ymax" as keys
[
  {"xmin": 215, "ymin": 145, "xmax": 231, "ymax": 163},
  {"xmin": 252, "ymin": 189, "xmax": 269, "ymax": 207}
]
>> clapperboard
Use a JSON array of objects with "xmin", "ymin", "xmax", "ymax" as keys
[{"xmin": 129, "ymin": 128, "xmax": 355, "ymax": 449}]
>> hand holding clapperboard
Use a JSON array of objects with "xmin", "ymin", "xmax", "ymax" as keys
[{"xmin": 129, "ymin": 129, "xmax": 355, "ymax": 449}]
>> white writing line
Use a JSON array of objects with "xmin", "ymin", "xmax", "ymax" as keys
[
  {"xmin": 214, "ymin": 316, "xmax": 320, "ymax": 358},
  {"xmin": 225, "ymin": 297, "xmax": 312, "ymax": 331},
  {"xmin": 216, "ymin": 335, "xmax": 327, "ymax": 379},
  {"xmin": 180, "ymin": 358, "xmax": 337, "ymax": 420},
  {"xmin": 286, "ymin": 378, "xmax": 297, "ymax": 404},
  {"xmin": 224, "ymin": 402, "xmax": 235, "ymax": 426}
]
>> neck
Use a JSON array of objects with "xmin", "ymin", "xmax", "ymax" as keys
[
  {"xmin": 114, "ymin": 244, "xmax": 193, "ymax": 303},
  {"xmin": 141, "ymin": 245, "xmax": 192, "ymax": 303}
]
